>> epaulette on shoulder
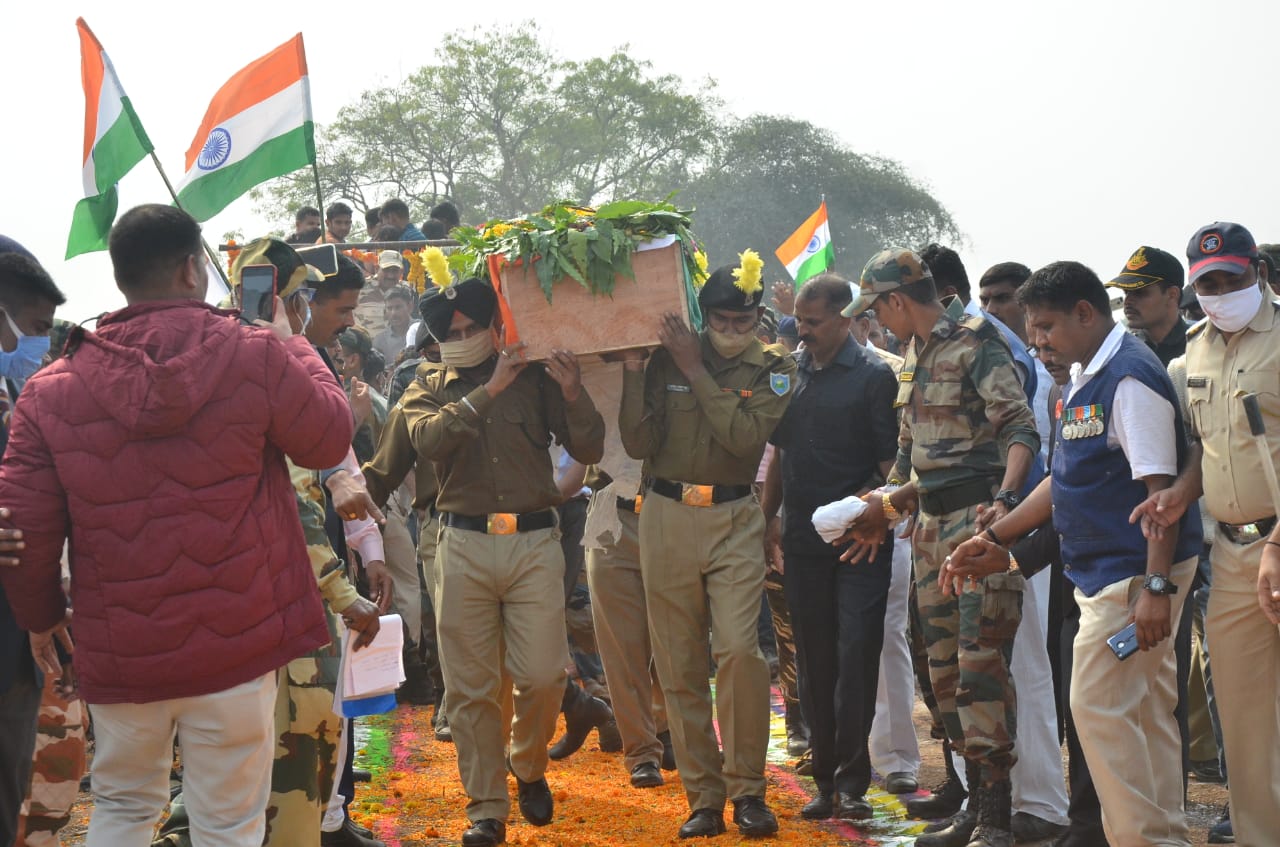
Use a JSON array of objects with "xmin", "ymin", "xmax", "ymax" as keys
[
  {"xmin": 1186, "ymin": 317, "xmax": 1210, "ymax": 339},
  {"xmin": 960, "ymin": 312, "xmax": 1001, "ymax": 341},
  {"xmin": 762, "ymin": 341, "xmax": 790, "ymax": 360}
]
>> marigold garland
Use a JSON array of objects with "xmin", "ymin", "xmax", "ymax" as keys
[
  {"xmin": 403, "ymin": 250, "xmax": 426, "ymax": 292},
  {"xmin": 693, "ymin": 249, "xmax": 709, "ymax": 287}
]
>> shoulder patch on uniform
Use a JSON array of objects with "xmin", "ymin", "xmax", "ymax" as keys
[
  {"xmin": 770, "ymin": 373, "xmax": 791, "ymax": 396},
  {"xmin": 666, "ymin": 383, "xmax": 692, "ymax": 393}
]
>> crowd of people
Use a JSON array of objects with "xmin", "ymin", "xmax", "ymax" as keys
[{"xmin": 0, "ymin": 198, "xmax": 1276, "ymax": 847}]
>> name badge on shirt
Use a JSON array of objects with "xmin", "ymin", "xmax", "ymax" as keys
[
  {"xmin": 666, "ymin": 383, "xmax": 692, "ymax": 393},
  {"xmin": 1062, "ymin": 404, "xmax": 1105, "ymax": 440}
]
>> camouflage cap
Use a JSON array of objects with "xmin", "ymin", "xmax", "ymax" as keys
[{"xmin": 841, "ymin": 248, "xmax": 933, "ymax": 317}]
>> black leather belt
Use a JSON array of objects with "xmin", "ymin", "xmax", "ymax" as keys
[
  {"xmin": 1217, "ymin": 516, "xmax": 1276, "ymax": 545},
  {"xmin": 442, "ymin": 510, "xmax": 555, "ymax": 535},
  {"xmin": 650, "ymin": 478, "xmax": 752, "ymax": 507},
  {"xmin": 616, "ymin": 496, "xmax": 642, "ymax": 514},
  {"xmin": 919, "ymin": 478, "xmax": 997, "ymax": 517}
]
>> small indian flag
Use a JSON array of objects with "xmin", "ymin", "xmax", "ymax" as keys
[
  {"xmin": 775, "ymin": 201, "xmax": 835, "ymax": 286},
  {"xmin": 176, "ymin": 34, "xmax": 315, "ymax": 222},
  {"xmin": 66, "ymin": 18, "xmax": 154, "ymax": 259}
]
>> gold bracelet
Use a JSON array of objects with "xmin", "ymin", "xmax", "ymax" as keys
[{"xmin": 882, "ymin": 491, "xmax": 901, "ymax": 522}]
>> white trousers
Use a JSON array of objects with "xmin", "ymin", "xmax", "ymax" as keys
[
  {"xmin": 86, "ymin": 671, "xmax": 277, "ymax": 847},
  {"xmin": 869, "ymin": 529, "xmax": 920, "ymax": 776}
]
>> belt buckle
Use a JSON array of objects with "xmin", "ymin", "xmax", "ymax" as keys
[
  {"xmin": 487, "ymin": 513, "xmax": 518, "ymax": 535},
  {"xmin": 634, "ymin": 495, "xmax": 643, "ymax": 514},
  {"xmin": 1237, "ymin": 523, "xmax": 1262, "ymax": 544},
  {"xmin": 681, "ymin": 484, "xmax": 714, "ymax": 507}
]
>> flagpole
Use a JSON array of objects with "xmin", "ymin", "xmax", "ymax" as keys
[
  {"xmin": 311, "ymin": 161, "xmax": 326, "ymax": 238},
  {"xmin": 147, "ymin": 152, "xmax": 232, "ymax": 288},
  {"xmin": 820, "ymin": 193, "xmax": 834, "ymax": 272}
]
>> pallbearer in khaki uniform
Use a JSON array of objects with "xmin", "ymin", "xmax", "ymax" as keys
[
  {"xmin": 1132, "ymin": 222, "xmax": 1280, "ymax": 847},
  {"xmin": 400, "ymin": 277, "xmax": 604, "ymax": 847},
  {"xmin": 617, "ymin": 252, "xmax": 795, "ymax": 840}
]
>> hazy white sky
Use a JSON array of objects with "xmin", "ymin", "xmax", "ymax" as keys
[{"xmin": 4, "ymin": 0, "xmax": 1275, "ymax": 321}]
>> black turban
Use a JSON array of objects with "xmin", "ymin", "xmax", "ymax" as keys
[
  {"xmin": 698, "ymin": 264, "xmax": 764, "ymax": 313},
  {"xmin": 419, "ymin": 277, "xmax": 497, "ymax": 341}
]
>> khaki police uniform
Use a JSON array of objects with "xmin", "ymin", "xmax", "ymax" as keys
[
  {"xmin": 582, "ymin": 470, "xmax": 669, "ymax": 773},
  {"xmin": 401, "ymin": 362, "xmax": 604, "ymax": 824},
  {"xmin": 1184, "ymin": 300, "xmax": 1280, "ymax": 847},
  {"xmin": 619, "ymin": 337, "xmax": 795, "ymax": 812}
]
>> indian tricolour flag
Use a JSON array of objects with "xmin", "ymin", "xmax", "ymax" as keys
[
  {"xmin": 775, "ymin": 201, "xmax": 835, "ymax": 286},
  {"xmin": 176, "ymin": 34, "xmax": 315, "ymax": 221},
  {"xmin": 66, "ymin": 18, "xmax": 154, "ymax": 259}
]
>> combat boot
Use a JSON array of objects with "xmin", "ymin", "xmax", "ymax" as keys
[
  {"xmin": 966, "ymin": 779, "xmax": 1013, "ymax": 847},
  {"xmin": 907, "ymin": 739, "xmax": 968, "ymax": 819},
  {"xmin": 916, "ymin": 760, "xmax": 980, "ymax": 847},
  {"xmin": 548, "ymin": 680, "xmax": 613, "ymax": 760}
]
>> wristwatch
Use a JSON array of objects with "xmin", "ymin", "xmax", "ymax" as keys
[
  {"xmin": 1143, "ymin": 573, "xmax": 1178, "ymax": 596},
  {"xmin": 994, "ymin": 488, "xmax": 1021, "ymax": 510},
  {"xmin": 881, "ymin": 491, "xmax": 901, "ymax": 522}
]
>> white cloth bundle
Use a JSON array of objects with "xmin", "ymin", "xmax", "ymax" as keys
[{"xmin": 811, "ymin": 495, "xmax": 869, "ymax": 543}]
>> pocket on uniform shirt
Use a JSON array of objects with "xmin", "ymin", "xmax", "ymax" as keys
[
  {"xmin": 667, "ymin": 392, "xmax": 698, "ymax": 413},
  {"xmin": 1186, "ymin": 378, "xmax": 1213, "ymax": 437},
  {"xmin": 504, "ymin": 405, "xmax": 550, "ymax": 450},
  {"xmin": 977, "ymin": 570, "xmax": 1025, "ymax": 645},
  {"xmin": 1236, "ymin": 371, "xmax": 1280, "ymax": 429}
]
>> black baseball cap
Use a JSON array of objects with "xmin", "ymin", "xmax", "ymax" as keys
[
  {"xmin": 1107, "ymin": 246, "xmax": 1184, "ymax": 291},
  {"xmin": 1187, "ymin": 222, "xmax": 1257, "ymax": 283}
]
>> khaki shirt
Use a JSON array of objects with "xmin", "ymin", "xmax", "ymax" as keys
[
  {"xmin": 619, "ymin": 336, "xmax": 797, "ymax": 486},
  {"xmin": 1184, "ymin": 298, "xmax": 1280, "ymax": 525},
  {"xmin": 894, "ymin": 307, "xmax": 1040, "ymax": 493},
  {"xmin": 362, "ymin": 365, "xmax": 440, "ymax": 511},
  {"xmin": 401, "ymin": 363, "xmax": 605, "ymax": 515},
  {"xmin": 354, "ymin": 281, "xmax": 394, "ymax": 336}
]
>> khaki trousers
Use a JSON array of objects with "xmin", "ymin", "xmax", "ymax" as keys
[
  {"xmin": 383, "ymin": 484, "xmax": 421, "ymax": 645},
  {"xmin": 639, "ymin": 492, "xmax": 770, "ymax": 812},
  {"xmin": 1207, "ymin": 532, "xmax": 1280, "ymax": 847},
  {"xmin": 586, "ymin": 504, "xmax": 668, "ymax": 772},
  {"xmin": 1070, "ymin": 557, "xmax": 1196, "ymax": 847},
  {"xmin": 436, "ymin": 524, "xmax": 568, "ymax": 823}
]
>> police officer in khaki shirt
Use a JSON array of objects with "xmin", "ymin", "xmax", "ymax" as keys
[
  {"xmin": 616, "ymin": 255, "xmax": 796, "ymax": 840},
  {"xmin": 399, "ymin": 277, "xmax": 605, "ymax": 847},
  {"xmin": 1132, "ymin": 222, "xmax": 1280, "ymax": 847}
]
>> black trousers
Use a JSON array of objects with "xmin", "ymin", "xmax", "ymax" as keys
[
  {"xmin": 784, "ymin": 542, "xmax": 891, "ymax": 797},
  {"xmin": 0, "ymin": 661, "xmax": 40, "ymax": 846}
]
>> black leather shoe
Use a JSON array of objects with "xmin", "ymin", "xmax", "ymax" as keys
[
  {"xmin": 347, "ymin": 817, "xmax": 376, "ymax": 838},
  {"xmin": 630, "ymin": 761, "xmax": 664, "ymax": 788},
  {"xmin": 1010, "ymin": 812, "xmax": 1066, "ymax": 843},
  {"xmin": 678, "ymin": 808, "xmax": 726, "ymax": 839},
  {"xmin": 1050, "ymin": 824, "xmax": 1108, "ymax": 847},
  {"xmin": 732, "ymin": 796, "xmax": 779, "ymax": 837},
  {"xmin": 658, "ymin": 730, "xmax": 677, "ymax": 770},
  {"xmin": 513, "ymin": 771, "xmax": 553, "ymax": 826},
  {"xmin": 461, "ymin": 818, "xmax": 506, "ymax": 847},
  {"xmin": 907, "ymin": 774, "xmax": 967, "ymax": 819},
  {"xmin": 884, "ymin": 771, "xmax": 919, "ymax": 794},
  {"xmin": 353, "ymin": 768, "xmax": 372, "ymax": 783},
  {"xmin": 434, "ymin": 713, "xmax": 453, "ymax": 743},
  {"xmin": 800, "ymin": 793, "xmax": 833, "ymax": 820},
  {"xmin": 320, "ymin": 817, "xmax": 386, "ymax": 846},
  {"xmin": 916, "ymin": 809, "xmax": 977, "ymax": 846},
  {"xmin": 549, "ymin": 686, "xmax": 614, "ymax": 760},
  {"xmin": 835, "ymin": 793, "xmax": 873, "ymax": 821},
  {"xmin": 597, "ymin": 718, "xmax": 624, "ymax": 753}
]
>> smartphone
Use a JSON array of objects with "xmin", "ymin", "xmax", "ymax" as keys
[
  {"xmin": 295, "ymin": 243, "xmax": 339, "ymax": 278},
  {"xmin": 1107, "ymin": 622, "xmax": 1139, "ymax": 661},
  {"xmin": 240, "ymin": 264, "xmax": 277, "ymax": 324}
]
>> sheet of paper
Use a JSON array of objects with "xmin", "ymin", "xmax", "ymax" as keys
[{"xmin": 342, "ymin": 614, "xmax": 406, "ymax": 699}]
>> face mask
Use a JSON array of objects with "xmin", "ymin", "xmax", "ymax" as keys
[
  {"xmin": 707, "ymin": 327, "xmax": 755, "ymax": 359},
  {"xmin": 0, "ymin": 309, "xmax": 50, "ymax": 381},
  {"xmin": 439, "ymin": 329, "xmax": 495, "ymax": 368},
  {"xmin": 1196, "ymin": 283, "xmax": 1263, "ymax": 334}
]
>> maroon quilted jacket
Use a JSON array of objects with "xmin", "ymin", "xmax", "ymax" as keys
[{"xmin": 0, "ymin": 300, "xmax": 353, "ymax": 704}]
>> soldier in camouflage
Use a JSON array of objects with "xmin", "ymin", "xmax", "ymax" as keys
[
  {"xmin": 14, "ymin": 671, "xmax": 85, "ymax": 847},
  {"xmin": 841, "ymin": 249, "xmax": 1038, "ymax": 847}
]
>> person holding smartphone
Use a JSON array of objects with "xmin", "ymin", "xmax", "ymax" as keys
[{"xmin": 945, "ymin": 260, "xmax": 1201, "ymax": 847}]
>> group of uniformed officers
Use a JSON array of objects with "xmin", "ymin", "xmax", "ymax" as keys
[{"xmin": 349, "ymin": 221, "xmax": 1277, "ymax": 847}]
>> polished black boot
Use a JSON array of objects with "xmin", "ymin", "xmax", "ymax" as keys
[
  {"xmin": 916, "ymin": 760, "xmax": 981, "ymax": 847},
  {"xmin": 548, "ymin": 680, "xmax": 613, "ymax": 760},
  {"xmin": 907, "ymin": 739, "xmax": 968, "ymax": 819},
  {"xmin": 966, "ymin": 779, "xmax": 1014, "ymax": 847}
]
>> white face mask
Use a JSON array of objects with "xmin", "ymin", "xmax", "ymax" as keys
[
  {"xmin": 439, "ymin": 330, "xmax": 495, "ymax": 368},
  {"xmin": 707, "ymin": 327, "xmax": 755, "ymax": 359},
  {"xmin": 1196, "ymin": 283, "xmax": 1263, "ymax": 333}
]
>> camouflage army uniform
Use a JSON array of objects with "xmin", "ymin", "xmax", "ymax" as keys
[
  {"xmin": 849, "ymin": 250, "xmax": 1039, "ymax": 788},
  {"xmin": 156, "ymin": 462, "xmax": 359, "ymax": 847},
  {"xmin": 14, "ymin": 673, "xmax": 86, "ymax": 847}
]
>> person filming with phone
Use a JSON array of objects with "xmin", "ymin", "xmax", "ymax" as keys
[{"xmin": 943, "ymin": 261, "xmax": 1201, "ymax": 847}]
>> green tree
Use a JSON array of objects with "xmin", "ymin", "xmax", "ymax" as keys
[{"xmin": 681, "ymin": 115, "xmax": 961, "ymax": 285}]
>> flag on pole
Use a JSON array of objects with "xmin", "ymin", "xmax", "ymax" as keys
[
  {"xmin": 176, "ymin": 34, "xmax": 314, "ymax": 221},
  {"xmin": 66, "ymin": 18, "xmax": 154, "ymax": 259},
  {"xmin": 775, "ymin": 201, "xmax": 834, "ymax": 286}
]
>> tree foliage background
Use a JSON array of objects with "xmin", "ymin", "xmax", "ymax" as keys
[{"xmin": 256, "ymin": 22, "xmax": 961, "ymax": 281}]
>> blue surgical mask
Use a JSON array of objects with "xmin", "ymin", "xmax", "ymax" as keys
[{"xmin": 0, "ymin": 309, "xmax": 50, "ymax": 381}]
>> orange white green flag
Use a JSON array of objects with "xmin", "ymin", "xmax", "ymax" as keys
[
  {"xmin": 176, "ymin": 34, "xmax": 314, "ymax": 221},
  {"xmin": 66, "ymin": 18, "xmax": 154, "ymax": 259},
  {"xmin": 775, "ymin": 201, "xmax": 834, "ymax": 286}
]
